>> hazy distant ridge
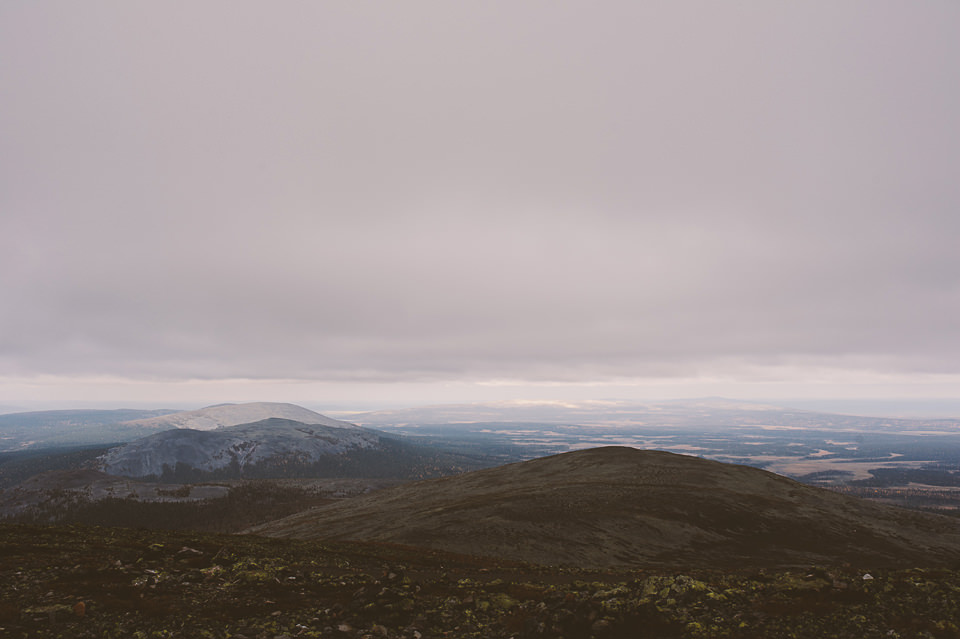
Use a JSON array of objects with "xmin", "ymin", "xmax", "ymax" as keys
[{"xmin": 120, "ymin": 402, "xmax": 352, "ymax": 431}]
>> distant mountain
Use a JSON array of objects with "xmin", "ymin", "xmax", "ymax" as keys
[
  {"xmin": 98, "ymin": 418, "xmax": 496, "ymax": 482},
  {"xmin": 0, "ymin": 403, "xmax": 348, "ymax": 452},
  {"xmin": 100, "ymin": 418, "xmax": 371, "ymax": 479},
  {"xmin": 0, "ymin": 408, "xmax": 180, "ymax": 451},
  {"xmin": 119, "ymin": 402, "xmax": 348, "ymax": 431},
  {"xmin": 250, "ymin": 446, "xmax": 960, "ymax": 570}
]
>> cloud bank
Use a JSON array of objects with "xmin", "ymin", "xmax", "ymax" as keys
[{"xmin": 1, "ymin": 2, "xmax": 958, "ymax": 402}]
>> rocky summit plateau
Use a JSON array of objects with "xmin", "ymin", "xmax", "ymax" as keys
[
  {"xmin": 250, "ymin": 446, "xmax": 960, "ymax": 570},
  {"xmin": 97, "ymin": 418, "xmax": 376, "ymax": 479},
  {"xmin": 93, "ymin": 417, "xmax": 489, "ymax": 483}
]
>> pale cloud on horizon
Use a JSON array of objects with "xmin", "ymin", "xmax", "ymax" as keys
[{"xmin": 1, "ymin": 2, "xmax": 959, "ymax": 406}]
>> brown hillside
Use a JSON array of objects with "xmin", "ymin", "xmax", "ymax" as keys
[{"xmin": 249, "ymin": 446, "xmax": 960, "ymax": 569}]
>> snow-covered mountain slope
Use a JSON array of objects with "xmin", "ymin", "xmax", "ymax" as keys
[
  {"xmin": 120, "ymin": 402, "xmax": 352, "ymax": 431},
  {"xmin": 99, "ymin": 418, "xmax": 378, "ymax": 479}
]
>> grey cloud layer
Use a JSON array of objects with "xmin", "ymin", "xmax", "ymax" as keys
[{"xmin": 2, "ymin": 2, "xmax": 958, "ymax": 385}]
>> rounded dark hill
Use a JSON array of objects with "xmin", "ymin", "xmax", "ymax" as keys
[{"xmin": 249, "ymin": 446, "xmax": 960, "ymax": 570}]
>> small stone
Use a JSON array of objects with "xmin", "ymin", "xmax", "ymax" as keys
[
  {"xmin": 591, "ymin": 618, "xmax": 611, "ymax": 634},
  {"xmin": 863, "ymin": 574, "xmax": 874, "ymax": 581},
  {"xmin": 73, "ymin": 601, "xmax": 86, "ymax": 618}
]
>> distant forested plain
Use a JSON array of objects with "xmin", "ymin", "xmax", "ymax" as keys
[
  {"xmin": 364, "ymin": 421, "xmax": 960, "ymax": 515},
  {"xmin": 0, "ymin": 408, "xmax": 176, "ymax": 450},
  {"xmin": 369, "ymin": 421, "xmax": 960, "ymax": 477}
]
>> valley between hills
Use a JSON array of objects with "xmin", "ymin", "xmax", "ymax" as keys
[{"xmin": 3, "ymin": 401, "xmax": 960, "ymax": 638}]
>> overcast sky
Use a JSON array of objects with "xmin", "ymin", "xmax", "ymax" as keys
[{"xmin": 2, "ymin": 2, "xmax": 959, "ymax": 410}]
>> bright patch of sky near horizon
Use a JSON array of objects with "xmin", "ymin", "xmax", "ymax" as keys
[{"xmin": 1, "ymin": 2, "xmax": 959, "ymax": 409}]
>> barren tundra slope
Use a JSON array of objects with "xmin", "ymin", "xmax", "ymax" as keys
[
  {"xmin": 8, "ymin": 523, "xmax": 960, "ymax": 638},
  {"xmin": 250, "ymin": 446, "xmax": 960, "ymax": 570}
]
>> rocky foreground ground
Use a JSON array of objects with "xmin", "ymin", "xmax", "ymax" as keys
[{"xmin": 3, "ymin": 523, "xmax": 960, "ymax": 638}]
